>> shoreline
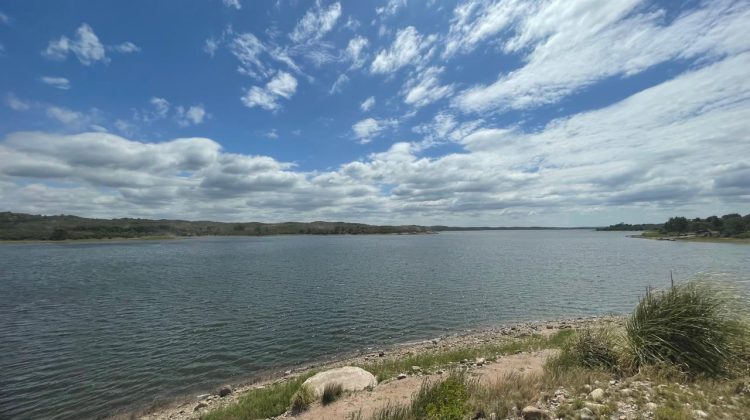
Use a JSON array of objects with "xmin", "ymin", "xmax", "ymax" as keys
[
  {"xmin": 628, "ymin": 234, "xmax": 750, "ymax": 244},
  {"xmin": 128, "ymin": 315, "xmax": 623, "ymax": 420}
]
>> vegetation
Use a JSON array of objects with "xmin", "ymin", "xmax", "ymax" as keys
[
  {"xmin": 359, "ymin": 330, "xmax": 574, "ymax": 382},
  {"xmin": 201, "ymin": 372, "xmax": 314, "ymax": 420},
  {"xmin": 598, "ymin": 212, "xmax": 750, "ymax": 238},
  {"xmin": 321, "ymin": 382, "xmax": 344, "ymax": 406},
  {"xmin": 200, "ymin": 280, "xmax": 749, "ymax": 420},
  {"xmin": 289, "ymin": 385, "xmax": 316, "ymax": 414},
  {"xmin": 626, "ymin": 281, "xmax": 750, "ymax": 377},
  {"xmin": 0, "ymin": 211, "xmax": 432, "ymax": 241}
]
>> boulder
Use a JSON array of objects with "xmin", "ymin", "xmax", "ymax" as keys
[
  {"xmin": 218, "ymin": 385, "xmax": 232, "ymax": 397},
  {"xmin": 521, "ymin": 406, "xmax": 549, "ymax": 420},
  {"xmin": 589, "ymin": 388, "xmax": 605, "ymax": 402},
  {"xmin": 302, "ymin": 366, "xmax": 377, "ymax": 397}
]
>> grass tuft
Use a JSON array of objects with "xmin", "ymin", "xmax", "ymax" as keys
[
  {"xmin": 321, "ymin": 382, "xmax": 343, "ymax": 405},
  {"xmin": 626, "ymin": 280, "xmax": 750, "ymax": 376},
  {"xmin": 290, "ymin": 384, "xmax": 316, "ymax": 414},
  {"xmin": 410, "ymin": 373, "xmax": 469, "ymax": 420}
]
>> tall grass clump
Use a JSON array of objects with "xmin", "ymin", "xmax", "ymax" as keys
[
  {"xmin": 321, "ymin": 382, "xmax": 343, "ymax": 405},
  {"xmin": 626, "ymin": 280, "xmax": 750, "ymax": 377},
  {"xmin": 290, "ymin": 384, "xmax": 316, "ymax": 414},
  {"xmin": 410, "ymin": 373, "xmax": 469, "ymax": 420}
]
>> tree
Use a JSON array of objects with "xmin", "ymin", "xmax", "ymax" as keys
[
  {"xmin": 664, "ymin": 217, "xmax": 689, "ymax": 233},
  {"xmin": 721, "ymin": 216, "xmax": 745, "ymax": 236}
]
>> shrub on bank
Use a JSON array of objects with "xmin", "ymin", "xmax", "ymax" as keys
[
  {"xmin": 321, "ymin": 382, "xmax": 343, "ymax": 405},
  {"xmin": 626, "ymin": 281, "xmax": 750, "ymax": 377}
]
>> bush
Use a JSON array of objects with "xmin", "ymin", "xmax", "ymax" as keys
[
  {"xmin": 321, "ymin": 382, "xmax": 343, "ymax": 405},
  {"xmin": 553, "ymin": 327, "xmax": 625, "ymax": 373},
  {"xmin": 290, "ymin": 385, "xmax": 316, "ymax": 414},
  {"xmin": 626, "ymin": 281, "xmax": 750, "ymax": 377}
]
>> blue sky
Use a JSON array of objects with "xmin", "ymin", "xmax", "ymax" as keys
[{"xmin": 0, "ymin": 0, "xmax": 748, "ymax": 226}]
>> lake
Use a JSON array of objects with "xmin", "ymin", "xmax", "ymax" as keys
[{"xmin": 0, "ymin": 230, "xmax": 748, "ymax": 419}]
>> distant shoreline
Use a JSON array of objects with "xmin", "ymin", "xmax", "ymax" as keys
[{"xmin": 628, "ymin": 233, "xmax": 750, "ymax": 244}]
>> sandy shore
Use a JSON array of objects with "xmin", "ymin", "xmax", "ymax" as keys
[{"xmin": 127, "ymin": 315, "xmax": 623, "ymax": 420}]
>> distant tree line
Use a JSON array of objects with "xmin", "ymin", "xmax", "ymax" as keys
[
  {"xmin": 598, "ymin": 213, "xmax": 750, "ymax": 238},
  {"xmin": 0, "ymin": 212, "xmax": 433, "ymax": 241}
]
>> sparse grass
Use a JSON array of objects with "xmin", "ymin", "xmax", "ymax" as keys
[
  {"xmin": 361, "ymin": 329, "xmax": 575, "ymax": 382},
  {"xmin": 626, "ymin": 280, "xmax": 750, "ymax": 376},
  {"xmin": 290, "ymin": 384, "xmax": 316, "ymax": 414},
  {"xmin": 201, "ymin": 372, "xmax": 315, "ymax": 420},
  {"xmin": 322, "ymin": 382, "xmax": 343, "ymax": 405}
]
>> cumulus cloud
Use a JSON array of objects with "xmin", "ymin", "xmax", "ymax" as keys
[
  {"xmin": 451, "ymin": 0, "xmax": 750, "ymax": 113},
  {"xmin": 42, "ymin": 23, "xmax": 139, "ymax": 65},
  {"xmin": 360, "ymin": 96, "xmax": 376, "ymax": 112},
  {"xmin": 242, "ymin": 71, "xmax": 298, "ymax": 111},
  {"xmin": 352, "ymin": 118, "xmax": 397, "ymax": 143},
  {"xmin": 176, "ymin": 105, "xmax": 208, "ymax": 126},
  {"xmin": 371, "ymin": 26, "xmax": 436, "ymax": 74},
  {"xmin": 40, "ymin": 76, "xmax": 71, "ymax": 90},
  {"xmin": 376, "ymin": 0, "xmax": 407, "ymax": 17},
  {"xmin": 129, "ymin": 97, "xmax": 209, "ymax": 128}
]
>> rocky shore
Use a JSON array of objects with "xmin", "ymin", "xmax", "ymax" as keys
[{"xmin": 131, "ymin": 316, "xmax": 622, "ymax": 420}]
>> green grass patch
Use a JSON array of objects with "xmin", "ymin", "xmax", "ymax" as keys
[
  {"xmin": 201, "ymin": 372, "xmax": 315, "ymax": 420},
  {"xmin": 361, "ymin": 329, "xmax": 574, "ymax": 382}
]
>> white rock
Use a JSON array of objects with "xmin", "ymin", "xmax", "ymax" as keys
[
  {"xmin": 589, "ymin": 388, "xmax": 605, "ymax": 402},
  {"xmin": 646, "ymin": 402, "xmax": 658, "ymax": 411},
  {"xmin": 302, "ymin": 366, "xmax": 377, "ymax": 397},
  {"xmin": 692, "ymin": 410, "xmax": 709, "ymax": 419},
  {"xmin": 397, "ymin": 373, "xmax": 408, "ymax": 379}
]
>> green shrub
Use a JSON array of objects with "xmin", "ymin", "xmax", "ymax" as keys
[
  {"xmin": 290, "ymin": 385, "xmax": 316, "ymax": 414},
  {"xmin": 557, "ymin": 327, "xmax": 624, "ymax": 373},
  {"xmin": 626, "ymin": 281, "xmax": 750, "ymax": 377},
  {"xmin": 321, "ymin": 382, "xmax": 343, "ymax": 405}
]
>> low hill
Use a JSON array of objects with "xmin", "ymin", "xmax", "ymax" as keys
[{"xmin": 0, "ymin": 212, "xmax": 432, "ymax": 241}]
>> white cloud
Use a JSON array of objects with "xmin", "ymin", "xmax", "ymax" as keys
[
  {"xmin": 230, "ymin": 33, "xmax": 270, "ymax": 79},
  {"xmin": 150, "ymin": 97, "xmax": 171, "ymax": 119},
  {"xmin": 42, "ymin": 23, "xmax": 139, "ymax": 65},
  {"xmin": 222, "ymin": 0, "xmax": 242, "ymax": 10},
  {"xmin": 204, "ymin": 38, "xmax": 220, "ymax": 56},
  {"xmin": 371, "ymin": 26, "xmax": 436, "ymax": 74},
  {"xmin": 265, "ymin": 129, "xmax": 279, "ymax": 139},
  {"xmin": 110, "ymin": 42, "xmax": 140, "ymax": 54},
  {"xmin": 360, "ymin": 96, "xmax": 376, "ymax": 112},
  {"xmin": 46, "ymin": 106, "xmax": 85, "ymax": 125},
  {"xmin": 345, "ymin": 36, "xmax": 369, "ymax": 69},
  {"xmin": 5, "ymin": 93, "xmax": 31, "ymax": 111},
  {"xmin": 176, "ymin": 105, "xmax": 208, "ymax": 126},
  {"xmin": 352, "ymin": 117, "xmax": 397, "ymax": 143},
  {"xmin": 329, "ymin": 74, "xmax": 349, "ymax": 95},
  {"xmin": 242, "ymin": 71, "xmax": 298, "ymax": 111},
  {"xmin": 289, "ymin": 2, "xmax": 342, "ymax": 43},
  {"xmin": 402, "ymin": 67, "xmax": 454, "ymax": 107},
  {"xmin": 40, "ymin": 76, "xmax": 71, "ymax": 90},
  {"xmin": 376, "ymin": 0, "xmax": 407, "ymax": 17},
  {"xmin": 0, "ymin": 12, "xmax": 9, "ymax": 24},
  {"xmin": 452, "ymin": 0, "xmax": 750, "ymax": 113}
]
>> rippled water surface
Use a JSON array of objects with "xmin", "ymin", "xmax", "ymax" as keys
[{"xmin": 1, "ymin": 231, "xmax": 748, "ymax": 419}]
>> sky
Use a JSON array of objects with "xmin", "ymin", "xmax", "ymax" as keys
[{"xmin": 0, "ymin": 0, "xmax": 748, "ymax": 226}]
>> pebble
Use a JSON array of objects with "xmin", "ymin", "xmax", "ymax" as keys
[
  {"xmin": 692, "ymin": 409, "xmax": 709, "ymax": 418},
  {"xmin": 193, "ymin": 401, "xmax": 208, "ymax": 412},
  {"xmin": 475, "ymin": 357, "xmax": 486, "ymax": 366},
  {"xmin": 578, "ymin": 407, "xmax": 594, "ymax": 420},
  {"xmin": 379, "ymin": 351, "xmax": 385, "ymax": 357},
  {"xmin": 645, "ymin": 402, "xmax": 658, "ymax": 411},
  {"xmin": 397, "ymin": 373, "xmax": 407, "ymax": 380}
]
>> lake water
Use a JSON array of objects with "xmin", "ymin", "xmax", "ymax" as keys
[{"xmin": 0, "ymin": 230, "xmax": 748, "ymax": 419}]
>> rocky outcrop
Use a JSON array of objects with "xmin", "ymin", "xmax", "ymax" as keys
[{"xmin": 302, "ymin": 366, "xmax": 377, "ymax": 397}]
